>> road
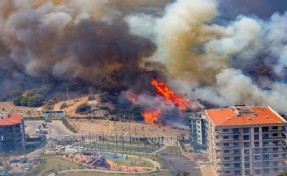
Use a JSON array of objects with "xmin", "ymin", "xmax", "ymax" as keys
[
  {"xmin": 24, "ymin": 120, "xmax": 74, "ymax": 139},
  {"xmin": 162, "ymin": 154, "xmax": 202, "ymax": 176}
]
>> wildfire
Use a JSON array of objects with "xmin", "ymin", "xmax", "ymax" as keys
[
  {"xmin": 141, "ymin": 109, "xmax": 162, "ymax": 125},
  {"xmin": 123, "ymin": 79, "xmax": 192, "ymax": 126},
  {"xmin": 151, "ymin": 79, "xmax": 192, "ymax": 110}
]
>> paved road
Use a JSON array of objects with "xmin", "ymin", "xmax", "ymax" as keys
[{"xmin": 162, "ymin": 154, "xmax": 202, "ymax": 176}]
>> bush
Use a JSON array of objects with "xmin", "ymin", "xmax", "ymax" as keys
[
  {"xmin": 76, "ymin": 104, "xmax": 91, "ymax": 114},
  {"xmin": 13, "ymin": 94, "xmax": 45, "ymax": 107}
]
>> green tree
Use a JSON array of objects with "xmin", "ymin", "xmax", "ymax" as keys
[
  {"xmin": 27, "ymin": 94, "xmax": 45, "ymax": 107},
  {"xmin": 76, "ymin": 104, "xmax": 91, "ymax": 113}
]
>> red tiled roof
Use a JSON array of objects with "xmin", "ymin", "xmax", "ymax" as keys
[
  {"xmin": 205, "ymin": 106, "xmax": 286, "ymax": 127},
  {"xmin": 0, "ymin": 114, "xmax": 23, "ymax": 126}
]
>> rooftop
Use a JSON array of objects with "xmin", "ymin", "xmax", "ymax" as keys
[
  {"xmin": 0, "ymin": 114, "xmax": 23, "ymax": 126},
  {"xmin": 205, "ymin": 105, "xmax": 286, "ymax": 127}
]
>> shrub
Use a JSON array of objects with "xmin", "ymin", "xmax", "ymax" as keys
[{"xmin": 76, "ymin": 104, "xmax": 91, "ymax": 114}]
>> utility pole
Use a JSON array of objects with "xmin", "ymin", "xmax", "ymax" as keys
[{"xmin": 66, "ymin": 85, "xmax": 70, "ymax": 101}]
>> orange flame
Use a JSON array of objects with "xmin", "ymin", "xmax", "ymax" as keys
[
  {"xmin": 151, "ymin": 79, "xmax": 192, "ymax": 110},
  {"xmin": 141, "ymin": 109, "xmax": 162, "ymax": 125}
]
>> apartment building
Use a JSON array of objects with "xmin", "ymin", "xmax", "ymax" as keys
[
  {"xmin": 186, "ymin": 111, "xmax": 207, "ymax": 152},
  {"xmin": 0, "ymin": 114, "xmax": 25, "ymax": 153},
  {"xmin": 204, "ymin": 105, "xmax": 287, "ymax": 176}
]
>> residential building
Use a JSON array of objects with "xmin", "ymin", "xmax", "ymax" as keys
[
  {"xmin": 205, "ymin": 104, "xmax": 287, "ymax": 176},
  {"xmin": 0, "ymin": 114, "xmax": 26, "ymax": 153},
  {"xmin": 186, "ymin": 111, "xmax": 207, "ymax": 152}
]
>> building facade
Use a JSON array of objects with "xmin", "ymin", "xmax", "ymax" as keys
[
  {"xmin": 186, "ymin": 111, "xmax": 207, "ymax": 152},
  {"xmin": 205, "ymin": 105, "xmax": 287, "ymax": 176},
  {"xmin": 0, "ymin": 114, "xmax": 26, "ymax": 153}
]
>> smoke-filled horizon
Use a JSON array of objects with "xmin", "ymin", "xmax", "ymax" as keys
[
  {"xmin": 0, "ymin": 0, "xmax": 287, "ymax": 115},
  {"xmin": 126, "ymin": 0, "xmax": 287, "ymax": 114}
]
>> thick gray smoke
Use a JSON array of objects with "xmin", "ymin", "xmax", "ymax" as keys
[
  {"xmin": 126, "ymin": 0, "xmax": 287, "ymax": 114},
  {"xmin": 0, "ymin": 0, "xmax": 161, "ymax": 99}
]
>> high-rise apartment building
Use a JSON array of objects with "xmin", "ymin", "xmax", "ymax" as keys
[
  {"xmin": 204, "ymin": 105, "xmax": 287, "ymax": 176},
  {"xmin": 0, "ymin": 114, "xmax": 25, "ymax": 153}
]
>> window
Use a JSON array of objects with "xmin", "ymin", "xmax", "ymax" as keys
[
  {"xmin": 263, "ymin": 168, "xmax": 270, "ymax": 174},
  {"xmin": 243, "ymin": 128, "xmax": 249, "ymax": 133},
  {"xmin": 245, "ymin": 170, "xmax": 250, "ymax": 175},
  {"xmin": 234, "ymin": 163, "xmax": 241, "ymax": 168},
  {"xmin": 244, "ymin": 156, "xmax": 250, "ymax": 161},
  {"xmin": 224, "ymin": 163, "xmax": 230, "ymax": 168},
  {"xmin": 254, "ymin": 142, "xmax": 260, "ymax": 147},
  {"xmin": 273, "ymin": 147, "xmax": 278, "ymax": 151},
  {"xmin": 254, "ymin": 127, "xmax": 259, "ymax": 133},
  {"xmin": 224, "ymin": 150, "xmax": 229, "ymax": 154},
  {"xmin": 263, "ymin": 148, "xmax": 268, "ymax": 152},
  {"xmin": 223, "ymin": 135, "xmax": 229, "ymax": 139},
  {"xmin": 244, "ymin": 142, "xmax": 250, "ymax": 147},
  {"xmin": 233, "ymin": 142, "xmax": 240, "ymax": 147},
  {"xmin": 243, "ymin": 135, "xmax": 249, "ymax": 140},
  {"xmin": 234, "ymin": 156, "xmax": 240, "ymax": 161},
  {"xmin": 263, "ymin": 141, "xmax": 269, "ymax": 146},
  {"xmin": 262, "ymin": 127, "xmax": 269, "ymax": 132},
  {"xmin": 263, "ymin": 133, "xmax": 269, "ymax": 139},
  {"xmin": 234, "ymin": 149, "xmax": 240, "ymax": 153},
  {"xmin": 234, "ymin": 170, "xmax": 241, "ymax": 175},
  {"xmin": 244, "ymin": 149, "xmax": 249, "ymax": 154},
  {"xmin": 223, "ymin": 129, "xmax": 229, "ymax": 133},
  {"xmin": 254, "ymin": 149, "xmax": 260, "ymax": 154},
  {"xmin": 223, "ymin": 143, "xmax": 229, "ymax": 147},
  {"xmin": 273, "ymin": 168, "xmax": 279, "ymax": 172},
  {"xmin": 254, "ymin": 155, "xmax": 261, "ymax": 160},
  {"xmin": 254, "ymin": 162, "xmax": 261, "ymax": 167},
  {"xmin": 233, "ymin": 128, "xmax": 240, "ymax": 133},
  {"xmin": 272, "ymin": 126, "xmax": 278, "ymax": 130},
  {"xmin": 263, "ymin": 154, "xmax": 269, "ymax": 160},
  {"xmin": 254, "ymin": 134, "xmax": 259, "ymax": 140},
  {"xmin": 224, "ymin": 171, "xmax": 230, "ymax": 174},
  {"xmin": 263, "ymin": 161, "xmax": 269, "ymax": 167},
  {"xmin": 273, "ymin": 161, "xmax": 279, "ymax": 166},
  {"xmin": 273, "ymin": 133, "xmax": 278, "ymax": 137},
  {"xmin": 255, "ymin": 169, "xmax": 261, "ymax": 174},
  {"xmin": 273, "ymin": 154, "xmax": 279, "ymax": 158},
  {"xmin": 245, "ymin": 163, "xmax": 250, "ymax": 168},
  {"xmin": 233, "ymin": 135, "xmax": 239, "ymax": 140},
  {"xmin": 224, "ymin": 157, "xmax": 230, "ymax": 160}
]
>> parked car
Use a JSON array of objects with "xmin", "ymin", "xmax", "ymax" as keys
[
  {"xmin": 24, "ymin": 165, "xmax": 32, "ymax": 171},
  {"xmin": 9, "ymin": 159, "xmax": 19, "ymax": 163}
]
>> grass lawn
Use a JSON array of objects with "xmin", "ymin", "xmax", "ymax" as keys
[
  {"xmin": 108, "ymin": 156, "xmax": 154, "ymax": 168},
  {"xmin": 59, "ymin": 171, "xmax": 172, "ymax": 176},
  {"xmin": 26, "ymin": 157, "xmax": 81, "ymax": 176}
]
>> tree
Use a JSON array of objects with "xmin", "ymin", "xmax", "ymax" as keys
[{"xmin": 76, "ymin": 104, "xmax": 91, "ymax": 114}]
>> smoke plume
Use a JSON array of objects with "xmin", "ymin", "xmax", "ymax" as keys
[
  {"xmin": 0, "ymin": 0, "xmax": 162, "ymax": 99},
  {"xmin": 126, "ymin": 0, "xmax": 287, "ymax": 114}
]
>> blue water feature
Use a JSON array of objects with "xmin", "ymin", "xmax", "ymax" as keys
[{"xmin": 74, "ymin": 152, "xmax": 126, "ymax": 160}]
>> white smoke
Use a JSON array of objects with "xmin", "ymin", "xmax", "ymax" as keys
[{"xmin": 126, "ymin": 0, "xmax": 287, "ymax": 113}]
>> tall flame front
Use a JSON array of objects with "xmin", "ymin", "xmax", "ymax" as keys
[{"xmin": 124, "ymin": 79, "xmax": 192, "ymax": 126}]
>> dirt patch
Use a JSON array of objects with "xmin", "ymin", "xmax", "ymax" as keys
[
  {"xmin": 70, "ymin": 119, "xmax": 188, "ymax": 137},
  {"xmin": 0, "ymin": 102, "xmax": 41, "ymax": 117}
]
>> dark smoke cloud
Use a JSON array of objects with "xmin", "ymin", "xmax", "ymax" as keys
[{"xmin": 0, "ymin": 0, "xmax": 160, "ymax": 99}]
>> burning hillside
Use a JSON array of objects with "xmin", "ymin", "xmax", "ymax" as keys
[
  {"xmin": 0, "ymin": 0, "xmax": 287, "ymax": 125},
  {"xmin": 124, "ymin": 79, "xmax": 195, "ymax": 126}
]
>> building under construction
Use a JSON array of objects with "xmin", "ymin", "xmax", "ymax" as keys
[{"xmin": 0, "ymin": 114, "xmax": 26, "ymax": 153}]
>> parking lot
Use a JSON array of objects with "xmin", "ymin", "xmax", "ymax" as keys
[{"xmin": 25, "ymin": 120, "xmax": 75, "ymax": 139}]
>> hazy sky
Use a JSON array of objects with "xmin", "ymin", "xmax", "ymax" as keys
[{"xmin": 219, "ymin": 0, "xmax": 287, "ymax": 18}]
